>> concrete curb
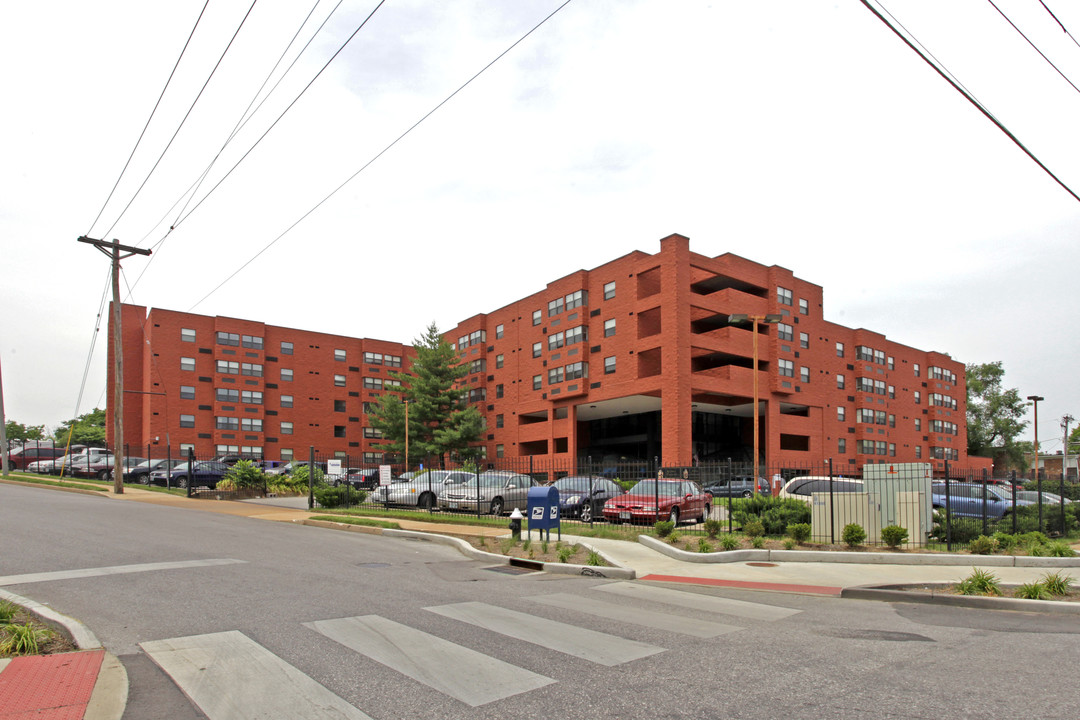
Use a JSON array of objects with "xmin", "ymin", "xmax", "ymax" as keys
[
  {"xmin": 637, "ymin": 535, "xmax": 1080, "ymax": 567},
  {"xmin": 841, "ymin": 585, "xmax": 1080, "ymax": 614},
  {"xmin": 0, "ymin": 588, "xmax": 128, "ymax": 720},
  {"xmin": 0, "ymin": 476, "xmax": 109, "ymax": 497}
]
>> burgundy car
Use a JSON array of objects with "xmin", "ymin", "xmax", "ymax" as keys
[{"xmin": 603, "ymin": 479, "xmax": 712, "ymax": 525}]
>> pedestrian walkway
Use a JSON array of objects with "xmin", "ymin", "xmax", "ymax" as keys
[{"xmin": 0, "ymin": 649, "xmax": 103, "ymax": 720}]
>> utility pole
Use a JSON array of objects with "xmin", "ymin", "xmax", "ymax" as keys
[
  {"xmin": 1063, "ymin": 414, "xmax": 1075, "ymax": 483},
  {"xmin": 77, "ymin": 236, "xmax": 151, "ymax": 494},
  {"xmin": 0, "ymin": 353, "xmax": 8, "ymax": 477}
]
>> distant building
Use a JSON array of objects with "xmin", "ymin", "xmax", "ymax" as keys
[{"xmin": 110, "ymin": 233, "xmax": 981, "ymax": 474}]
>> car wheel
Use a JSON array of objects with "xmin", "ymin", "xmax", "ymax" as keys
[
  {"xmin": 418, "ymin": 492, "xmax": 434, "ymax": 510},
  {"xmin": 742, "ymin": 490, "xmax": 752, "ymax": 498},
  {"xmin": 581, "ymin": 504, "xmax": 593, "ymax": 523},
  {"xmin": 98, "ymin": 469, "xmax": 111, "ymax": 481},
  {"xmin": 490, "ymin": 497, "xmax": 504, "ymax": 516},
  {"xmin": 139, "ymin": 474, "xmax": 150, "ymax": 485},
  {"xmin": 701, "ymin": 504, "xmax": 710, "ymax": 524},
  {"xmin": 668, "ymin": 507, "xmax": 679, "ymax": 525}
]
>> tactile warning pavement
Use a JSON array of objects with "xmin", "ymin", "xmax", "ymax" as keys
[{"xmin": 0, "ymin": 649, "xmax": 103, "ymax": 719}]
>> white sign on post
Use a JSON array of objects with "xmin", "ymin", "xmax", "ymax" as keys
[
  {"xmin": 379, "ymin": 465, "xmax": 393, "ymax": 486},
  {"xmin": 327, "ymin": 459, "xmax": 342, "ymax": 478}
]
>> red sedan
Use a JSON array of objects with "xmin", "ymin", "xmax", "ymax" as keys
[{"xmin": 603, "ymin": 480, "xmax": 712, "ymax": 525}]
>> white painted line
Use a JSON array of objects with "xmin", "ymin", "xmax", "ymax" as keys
[
  {"xmin": 595, "ymin": 582, "xmax": 802, "ymax": 621},
  {"xmin": 528, "ymin": 592, "xmax": 743, "ymax": 638},
  {"xmin": 305, "ymin": 615, "xmax": 553, "ymax": 707},
  {"xmin": 0, "ymin": 559, "xmax": 246, "ymax": 586},
  {"xmin": 425, "ymin": 602, "xmax": 664, "ymax": 667},
  {"xmin": 141, "ymin": 630, "xmax": 370, "ymax": 720}
]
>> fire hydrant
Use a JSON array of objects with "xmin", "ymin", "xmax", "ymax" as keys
[{"xmin": 509, "ymin": 508, "xmax": 523, "ymax": 541}]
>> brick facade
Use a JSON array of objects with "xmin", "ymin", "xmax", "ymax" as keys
[{"xmin": 109, "ymin": 234, "xmax": 980, "ymax": 474}]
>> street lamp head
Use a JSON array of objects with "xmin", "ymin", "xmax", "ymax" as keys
[
  {"xmin": 763, "ymin": 314, "xmax": 783, "ymax": 324},
  {"xmin": 728, "ymin": 314, "xmax": 749, "ymax": 324},
  {"xmin": 1027, "ymin": 395, "xmax": 1044, "ymax": 403}
]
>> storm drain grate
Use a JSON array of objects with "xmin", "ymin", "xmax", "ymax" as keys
[
  {"xmin": 483, "ymin": 565, "xmax": 535, "ymax": 575},
  {"xmin": 746, "ymin": 562, "xmax": 778, "ymax": 567}
]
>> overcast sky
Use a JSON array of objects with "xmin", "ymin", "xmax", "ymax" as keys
[{"xmin": 3, "ymin": 0, "xmax": 1079, "ymax": 452}]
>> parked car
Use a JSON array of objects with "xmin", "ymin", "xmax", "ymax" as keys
[
  {"xmin": 552, "ymin": 475, "xmax": 624, "ymax": 522},
  {"xmin": 54, "ymin": 450, "xmax": 114, "ymax": 477},
  {"xmin": 701, "ymin": 475, "xmax": 769, "ymax": 498},
  {"xmin": 375, "ymin": 470, "xmax": 475, "ymax": 509},
  {"xmin": 5, "ymin": 445, "xmax": 66, "ymax": 470},
  {"xmin": 339, "ymin": 468, "xmax": 381, "ymax": 490},
  {"xmin": 932, "ymin": 482, "xmax": 1034, "ymax": 519},
  {"xmin": 438, "ymin": 471, "xmax": 539, "ymax": 515},
  {"xmin": 126, "ymin": 458, "xmax": 184, "ymax": 484},
  {"xmin": 70, "ymin": 455, "xmax": 146, "ymax": 481},
  {"xmin": 26, "ymin": 455, "xmax": 78, "ymax": 475},
  {"xmin": 778, "ymin": 476, "xmax": 864, "ymax": 504},
  {"xmin": 602, "ymin": 479, "xmax": 712, "ymax": 525},
  {"xmin": 149, "ymin": 460, "xmax": 231, "ymax": 489}
]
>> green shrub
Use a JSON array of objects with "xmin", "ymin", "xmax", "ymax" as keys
[
  {"xmin": 697, "ymin": 538, "xmax": 713, "ymax": 553},
  {"xmin": 782, "ymin": 538, "xmax": 796, "ymax": 550},
  {"xmin": 313, "ymin": 485, "xmax": 366, "ymax": 508},
  {"xmin": 991, "ymin": 532, "xmax": 1017, "ymax": 552},
  {"xmin": 719, "ymin": 533, "xmax": 739, "ymax": 551},
  {"xmin": 1040, "ymin": 571, "xmax": 1073, "ymax": 596},
  {"xmin": 786, "ymin": 523, "xmax": 811, "ymax": 544},
  {"xmin": 742, "ymin": 520, "xmax": 765, "ymax": 538},
  {"xmin": 842, "ymin": 523, "xmax": 866, "ymax": 548},
  {"xmin": 223, "ymin": 460, "xmax": 266, "ymax": 489},
  {"xmin": 1006, "ymin": 505, "xmax": 1079, "ymax": 536},
  {"xmin": 586, "ymin": 550, "xmax": 603, "ymax": 566},
  {"xmin": 880, "ymin": 525, "xmax": 909, "ymax": 549},
  {"xmin": 703, "ymin": 518, "xmax": 723, "ymax": 539},
  {"xmin": 956, "ymin": 568, "xmax": 1002, "ymax": 597},
  {"xmin": 930, "ymin": 511, "xmax": 982, "ymax": 545},
  {"xmin": 654, "ymin": 520, "xmax": 675, "ymax": 538},
  {"xmin": 557, "ymin": 546, "xmax": 573, "ymax": 563},
  {"xmin": 1045, "ymin": 541, "xmax": 1077, "ymax": 557},
  {"xmin": 0, "ymin": 622, "xmax": 48, "ymax": 655},
  {"xmin": 968, "ymin": 535, "xmax": 996, "ymax": 555},
  {"xmin": 668, "ymin": 531, "xmax": 681, "ymax": 544},
  {"xmin": 751, "ymin": 536, "xmax": 765, "ymax": 549},
  {"xmin": 279, "ymin": 465, "xmax": 326, "ymax": 494},
  {"xmin": 0, "ymin": 601, "xmax": 17, "ymax": 624},
  {"xmin": 1014, "ymin": 582, "xmax": 1051, "ymax": 600},
  {"xmin": 730, "ymin": 496, "xmax": 810, "ymax": 535}
]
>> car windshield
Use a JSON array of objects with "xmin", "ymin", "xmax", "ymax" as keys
[{"xmin": 628, "ymin": 480, "xmax": 684, "ymax": 497}]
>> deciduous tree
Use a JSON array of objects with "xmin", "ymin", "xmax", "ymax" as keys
[{"xmin": 966, "ymin": 362, "xmax": 1028, "ymax": 468}]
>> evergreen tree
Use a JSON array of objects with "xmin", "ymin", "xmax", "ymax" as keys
[{"xmin": 369, "ymin": 323, "xmax": 484, "ymax": 466}]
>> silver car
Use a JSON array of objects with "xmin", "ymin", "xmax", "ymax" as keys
[
  {"xmin": 437, "ymin": 471, "xmax": 539, "ymax": 515},
  {"xmin": 375, "ymin": 470, "xmax": 475, "ymax": 509}
]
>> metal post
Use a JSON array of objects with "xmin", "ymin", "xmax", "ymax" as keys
[
  {"xmin": 980, "ymin": 468, "xmax": 988, "ymax": 537},
  {"xmin": 308, "ymin": 446, "xmax": 315, "ymax": 510},
  {"xmin": 186, "ymin": 447, "xmax": 194, "ymax": 498},
  {"xmin": 1011, "ymin": 471, "xmax": 1017, "ymax": 535},
  {"xmin": 828, "ymin": 458, "xmax": 835, "ymax": 545},
  {"xmin": 654, "ymin": 456, "xmax": 660, "ymax": 525},
  {"xmin": 726, "ymin": 457, "xmax": 733, "ymax": 535},
  {"xmin": 944, "ymin": 461, "xmax": 952, "ymax": 552},
  {"xmin": 1028, "ymin": 395, "xmax": 1044, "ymax": 531},
  {"xmin": 475, "ymin": 465, "xmax": 481, "ymax": 520}
]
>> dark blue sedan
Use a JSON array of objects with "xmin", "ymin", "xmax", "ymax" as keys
[{"xmin": 553, "ymin": 476, "xmax": 624, "ymax": 522}]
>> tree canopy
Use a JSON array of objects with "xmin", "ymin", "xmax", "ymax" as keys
[
  {"xmin": 53, "ymin": 408, "xmax": 107, "ymax": 447},
  {"xmin": 4, "ymin": 420, "xmax": 46, "ymax": 447},
  {"xmin": 369, "ymin": 322, "xmax": 484, "ymax": 466},
  {"xmin": 966, "ymin": 362, "xmax": 1028, "ymax": 468}
]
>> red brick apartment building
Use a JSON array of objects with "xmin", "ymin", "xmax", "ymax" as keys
[{"xmin": 110, "ymin": 234, "xmax": 977, "ymax": 474}]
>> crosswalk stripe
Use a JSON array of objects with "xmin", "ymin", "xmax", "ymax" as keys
[
  {"xmin": 305, "ymin": 615, "xmax": 554, "ymax": 707},
  {"xmin": 0, "ymin": 558, "xmax": 246, "ymax": 586},
  {"xmin": 528, "ymin": 593, "xmax": 743, "ymax": 638},
  {"xmin": 595, "ymin": 582, "xmax": 802, "ymax": 621},
  {"xmin": 141, "ymin": 631, "xmax": 370, "ymax": 720},
  {"xmin": 425, "ymin": 601, "xmax": 664, "ymax": 667}
]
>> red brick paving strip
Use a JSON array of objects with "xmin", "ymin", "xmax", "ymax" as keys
[
  {"xmin": 0, "ymin": 649, "xmax": 104, "ymax": 720},
  {"xmin": 640, "ymin": 573, "xmax": 843, "ymax": 596}
]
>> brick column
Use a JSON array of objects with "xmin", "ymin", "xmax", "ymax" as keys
[{"xmin": 658, "ymin": 234, "xmax": 692, "ymax": 465}]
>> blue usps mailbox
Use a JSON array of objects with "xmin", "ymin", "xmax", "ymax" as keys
[{"xmin": 527, "ymin": 485, "xmax": 560, "ymax": 541}]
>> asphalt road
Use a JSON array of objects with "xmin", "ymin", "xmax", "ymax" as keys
[{"xmin": 2, "ymin": 482, "xmax": 1079, "ymax": 720}]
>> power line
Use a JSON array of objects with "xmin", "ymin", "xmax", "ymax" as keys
[
  {"xmin": 1039, "ymin": 1, "xmax": 1080, "ymax": 50},
  {"xmin": 189, "ymin": 0, "xmax": 575, "ymax": 311},
  {"xmin": 987, "ymin": 0, "xmax": 1080, "ymax": 98},
  {"xmin": 99, "ymin": 0, "xmax": 261, "ymax": 240},
  {"xmin": 861, "ymin": 0, "xmax": 1080, "ymax": 204},
  {"xmin": 86, "ymin": 0, "xmax": 212, "ymax": 238}
]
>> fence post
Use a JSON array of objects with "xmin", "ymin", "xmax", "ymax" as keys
[
  {"xmin": 727, "ymin": 457, "xmax": 733, "ymax": 535},
  {"xmin": 1060, "ymin": 472, "xmax": 1066, "ymax": 536},
  {"xmin": 1037, "ymin": 460, "xmax": 1044, "ymax": 533},
  {"xmin": 186, "ymin": 447, "xmax": 194, "ymax": 498},
  {"xmin": 980, "ymin": 468, "xmax": 988, "ymax": 538},
  {"xmin": 827, "ymin": 458, "xmax": 835, "ymax": 545},
  {"xmin": 475, "ymin": 465, "xmax": 482, "ymax": 520},
  {"xmin": 307, "ymin": 446, "xmax": 314, "ymax": 510},
  {"xmin": 654, "ymin": 456, "xmax": 660, "ymax": 525},
  {"xmin": 944, "ymin": 461, "xmax": 951, "ymax": 552},
  {"xmin": 1011, "ymin": 470, "xmax": 1018, "ymax": 534}
]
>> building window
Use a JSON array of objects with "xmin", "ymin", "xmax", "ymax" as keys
[
  {"xmin": 777, "ymin": 287, "xmax": 793, "ymax": 306},
  {"xmin": 533, "ymin": 375, "xmax": 542, "ymax": 390},
  {"xmin": 281, "ymin": 341, "xmax": 293, "ymax": 355},
  {"xmin": 532, "ymin": 310, "xmax": 542, "ymax": 326},
  {"xmin": 468, "ymin": 387, "xmax": 486, "ymax": 402},
  {"xmin": 180, "ymin": 385, "xmax": 196, "ymax": 400},
  {"xmin": 217, "ymin": 360, "xmax": 239, "ymax": 375},
  {"xmin": 887, "ymin": 356, "xmax": 895, "ymax": 370},
  {"xmin": 241, "ymin": 363, "xmax": 262, "ymax": 377},
  {"xmin": 281, "ymin": 368, "xmax": 293, "ymax": 382},
  {"xmin": 604, "ymin": 281, "xmax": 616, "ymax": 300},
  {"xmin": 566, "ymin": 325, "xmax": 587, "ymax": 346},
  {"xmin": 280, "ymin": 421, "xmax": 293, "ymax": 435},
  {"xmin": 889, "ymin": 443, "xmax": 896, "ymax": 457},
  {"xmin": 180, "ymin": 414, "xmax": 195, "ymax": 428},
  {"xmin": 836, "ymin": 342, "xmax": 845, "ymax": 358},
  {"xmin": 838, "ymin": 438, "xmax": 846, "ymax": 454},
  {"xmin": 181, "ymin": 328, "xmax": 196, "ymax": 343},
  {"xmin": 888, "ymin": 414, "xmax": 896, "ymax": 428},
  {"xmin": 914, "ymin": 445, "xmax": 922, "ymax": 459},
  {"xmin": 329, "ymin": 425, "xmax": 343, "ymax": 438},
  {"xmin": 565, "ymin": 290, "xmax": 587, "ymax": 310},
  {"xmin": 915, "ymin": 418, "xmax": 921, "ymax": 431},
  {"xmin": 837, "ymin": 406, "xmax": 846, "ymax": 421},
  {"xmin": 604, "ymin": 356, "xmax": 616, "ymax": 375},
  {"xmin": 548, "ymin": 367, "xmax": 564, "ymax": 384},
  {"xmin": 548, "ymin": 297, "xmax": 564, "ymax": 317},
  {"xmin": 242, "ymin": 391, "xmax": 263, "ymax": 404},
  {"xmin": 179, "ymin": 443, "xmax": 195, "ymax": 454},
  {"xmin": 241, "ymin": 335, "xmax": 262, "ymax": 350},
  {"xmin": 495, "ymin": 384, "xmax": 504, "ymax": 399},
  {"xmin": 469, "ymin": 329, "xmax": 485, "ymax": 346},
  {"xmin": 217, "ymin": 388, "xmax": 239, "ymax": 402},
  {"xmin": 837, "ymin": 374, "xmax": 846, "ymax": 390},
  {"xmin": 914, "ymin": 363, "xmax": 920, "ymax": 377},
  {"xmin": 565, "ymin": 362, "xmax": 587, "ymax": 380},
  {"xmin": 217, "ymin": 332, "xmax": 240, "ymax": 347},
  {"xmin": 334, "ymin": 349, "xmax": 346, "ymax": 362},
  {"xmin": 385, "ymin": 354, "xmax": 402, "ymax": 368},
  {"xmin": 799, "ymin": 332, "xmax": 809, "ymax": 349},
  {"xmin": 778, "ymin": 359, "xmax": 794, "ymax": 377},
  {"xmin": 181, "ymin": 357, "xmax": 196, "ymax": 372},
  {"xmin": 548, "ymin": 332, "xmax": 565, "ymax": 351},
  {"xmin": 280, "ymin": 395, "xmax": 293, "ymax": 408},
  {"xmin": 888, "ymin": 385, "xmax": 895, "ymax": 399},
  {"xmin": 495, "ymin": 324, "xmax": 504, "ymax": 340},
  {"xmin": 216, "ymin": 416, "xmax": 239, "ymax": 430},
  {"xmin": 363, "ymin": 352, "xmax": 382, "ymax": 365},
  {"xmin": 363, "ymin": 377, "xmax": 382, "ymax": 390},
  {"xmin": 496, "ymin": 444, "xmax": 505, "ymax": 458},
  {"xmin": 495, "ymin": 354, "xmax": 504, "ymax": 369},
  {"xmin": 334, "ymin": 374, "xmax": 346, "ymax": 387},
  {"xmin": 798, "ymin": 298, "xmax": 809, "ymax": 315},
  {"xmin": 469, "ymin": 359, "xmax": 486, "ymax": 374},
  {"xmin": 604, "ymin": 319, "xmax": 616, "ymax": 337},
  {"xmin": 800, "ymin": 366, "xmax": 810, "ymax": 383},
  {"xmin": 914, "ymin": 391, "xmax": 921, "ymax": 405},
  {"xmin": 241, "ymin": 418, "xmax": 263, "ymax": 432},
  {"xmin": 532, "ymin": 342, "xmax": 542, "ymax": 358},
  {"xmin": 777, "ymin": 323, "xmax": 793, "ymax": 341}
]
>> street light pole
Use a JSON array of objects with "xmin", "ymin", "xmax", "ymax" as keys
[
  {"xmin": 729, "ymin": 313, "xmax": 783, "ymax": 494},
  {"xmin": 1062, "ymin": 414, "xmax": 1074, "ymax": 484},
  {"xmin": 1027, "ymin": 395, "xmax": 1044, "ymax": 527}
]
